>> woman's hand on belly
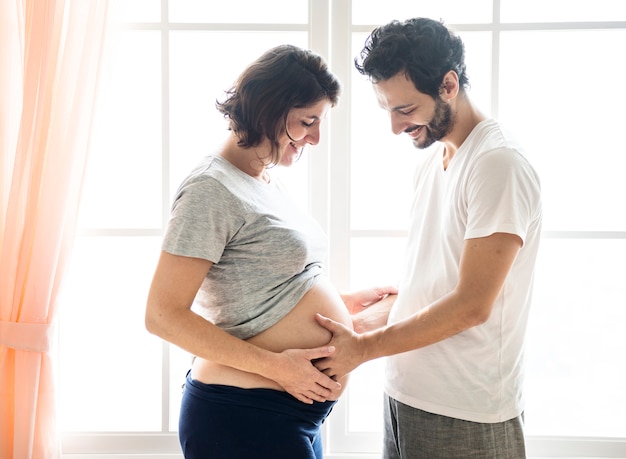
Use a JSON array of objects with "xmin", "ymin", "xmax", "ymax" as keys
[
  {"xmin": 192, "ymin": 345, "xmax": 341, "ymax": 404},
  {"xmin": 192, "ymin": 277, "xmax": 352, "ymax": 401},
  {"xmin": 270, "ymin": 346, "xmax": 346, "ymax": 402}
]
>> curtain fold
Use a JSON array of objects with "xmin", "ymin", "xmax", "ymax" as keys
[{"xmin": 0, "ymin": 1, "xmax": 111, "ymax": 457}]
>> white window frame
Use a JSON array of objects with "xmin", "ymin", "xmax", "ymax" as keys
[{"xmin": 60, "ymin": 1, "xmax": 626, "ymax": 457}]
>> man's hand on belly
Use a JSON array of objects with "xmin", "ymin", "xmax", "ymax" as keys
[{"xmin": 312, "ymin": 314, "xmax": 365, "ymax": 381}]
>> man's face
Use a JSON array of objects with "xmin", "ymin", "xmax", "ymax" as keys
[{"xmin": 373, "ymin": 72, "xmax": 454, "ymax": 149}]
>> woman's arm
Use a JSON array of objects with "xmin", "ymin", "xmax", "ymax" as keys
[{"xmin": 145, "ymin": 250, "xmax": 340, "ymax": 404}]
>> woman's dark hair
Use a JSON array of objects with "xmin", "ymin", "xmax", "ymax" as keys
[
  {"xmin": 217, "ymin": 44, "xmax": 341, "ymax": 164},
  {"xmin": 354, "ymin": 18, "xmax": 469, "ymax": 98}
]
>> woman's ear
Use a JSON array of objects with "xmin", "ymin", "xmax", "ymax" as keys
[{"xmin": 440, "ymin": 70, "xmax": 459, "ymax": 100}]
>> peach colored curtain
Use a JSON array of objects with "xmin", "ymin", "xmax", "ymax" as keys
[{"xmin": 0, "ymin": 1, "xmax": 111, "ymax": 457}]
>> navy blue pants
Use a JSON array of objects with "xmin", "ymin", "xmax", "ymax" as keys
[{"xmin": 179, "ymin": 373, "xmax": 336, "ymax": 459}]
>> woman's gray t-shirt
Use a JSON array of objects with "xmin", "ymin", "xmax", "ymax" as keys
[{"xmin": 162, "ymin": 155, "xmax": 327, "ymax": 339}]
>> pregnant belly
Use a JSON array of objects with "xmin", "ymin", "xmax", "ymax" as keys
[{"xmin": 191, "ymin": 276, "xmax": 352, "ymax": 398}]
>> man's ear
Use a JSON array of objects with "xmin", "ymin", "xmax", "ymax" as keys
[{"xmin": 440, "ymin": 70, "xmax": 459, "ymax": 100}]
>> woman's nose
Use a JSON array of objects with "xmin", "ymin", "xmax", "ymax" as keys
[{"xmin": 306, "ymin": 125, "xmax": 320, "ymax": 145}]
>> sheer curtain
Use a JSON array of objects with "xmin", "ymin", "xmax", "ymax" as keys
[{"xmin": 0, "ymin": 1, "xmax": 111, "ymax": 457}]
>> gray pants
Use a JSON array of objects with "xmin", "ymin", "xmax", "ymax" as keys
[{"xmin": 383, "ymin": 394, "xmax": 526, "ymax": 459}]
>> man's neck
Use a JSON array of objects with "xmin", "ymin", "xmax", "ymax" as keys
[{"xmin": 441, "ymin": 95, "xmax": 486, "ymax": 170}]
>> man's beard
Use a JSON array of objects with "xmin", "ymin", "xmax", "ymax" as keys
[{"xmin": 412, "ymin": 97, "xmax": 454, "ymax": 149}]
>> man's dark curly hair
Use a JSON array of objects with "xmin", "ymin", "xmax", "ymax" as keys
[
  {"xmin": 217, "ymin": 44, "xmax": 340, "ymax": 165},
  {"xmin": 355, "ymin": 18, "xmax": 469, "ymax": 98}
]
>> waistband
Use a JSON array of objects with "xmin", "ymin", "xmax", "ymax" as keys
[{"xmin": 184, "ymin": 373, "xmax": 336, "ymax": 426}]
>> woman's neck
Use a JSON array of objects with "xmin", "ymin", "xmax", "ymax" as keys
[{"xmin": 220, "ymin": 134, "xmax": 272, "ymax": 182}]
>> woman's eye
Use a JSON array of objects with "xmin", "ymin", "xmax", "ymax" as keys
[{"xmin": 302, "ymin": 121, "xmax": 314, "ymax": 127}]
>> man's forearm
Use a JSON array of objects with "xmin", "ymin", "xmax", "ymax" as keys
[{"xmin": 352, "ymin": 294, "xmax": 396, "ymax": 333}]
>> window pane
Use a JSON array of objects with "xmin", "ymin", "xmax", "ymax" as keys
[
  {"xmin": 460, "ymin": 32, "xmax": 492, "ymax": 114},
  {"xmin": 168, "ymin": 31, "xmax": 308, "ymax": 199},
  {"xmin": 58, "ymin": 237, "xmax": 163, "ymax": 431},
  {"xmin": 347, "ymin": 359, "xmax": 385, "ymax": 433},
  {"xmin": 350, "ymin": 237, "xmax": 407, "ymax": 288},
  {"xmin": 501, "ymin": 0, "xmax": 626, "ymax": 22},
  {"xmin": 499, "ymin": 30, "xmax": 626, "ymax": 231},
  {"xmin": 350, "ymin": 31, "xmax": 492, "ymax": 231},
  {"xmin": 352, "ymin": 0, "xmax": 493, "ymax": 25},
  {"xmin": 79, "ymin": 31, "xmax": 162, "ymax": 229},
  {"xmin": 344, "ymin": 237, "xmax": 407, "ymax": 440},
  {"xmin": 119, "ymin": 0, "xmax": 160, "ymax": 22},
  {"xmin": 525, "ymin": 238, "xmax": 626, "ymax": 437},
  {"xmin": 169, "ymin": 0, "xmax": 308, "ymax": 23},
  {"xmin": 169, "ymin": 344, "xmax": 193, "ymax": 431},
  {"xmin": 350, "ymin": 32, "xmax": 423, "ymax": 231}
]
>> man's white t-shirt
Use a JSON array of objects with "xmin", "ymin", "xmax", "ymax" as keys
[{"xmin": 385, "ymin": 119, "xmax": 542, "ymax": 423}]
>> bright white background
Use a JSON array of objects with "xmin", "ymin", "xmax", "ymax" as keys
[{"xmin": 58, "ymin": 0, "xmax": 626, "ymax": 457}]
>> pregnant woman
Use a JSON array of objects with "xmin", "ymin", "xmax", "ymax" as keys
[{"xmin": 145, "ymin": 44, "xmax": 395, "ymax": 459}]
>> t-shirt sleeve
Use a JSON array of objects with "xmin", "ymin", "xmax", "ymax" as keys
[
  {"xmin": 162, "ymin": 176, "xmax": 244, "ymax": 262},
  {"xmin": 465, "ymin": 148, "xmax": 541, "ymax": 246}
]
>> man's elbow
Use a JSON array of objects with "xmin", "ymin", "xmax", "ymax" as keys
[{"xmin": 464, "ymin": 303, "xmax": 493, "ymax": 328}]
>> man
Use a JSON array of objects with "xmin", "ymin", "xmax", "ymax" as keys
[{"xmin": 315, "ymin": 17, "xmax": 542, "ymax": 458}]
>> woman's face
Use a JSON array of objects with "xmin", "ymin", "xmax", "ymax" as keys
[{"xmin": 278, "ymin": 98, "xmax": 332, "ymax": 167}]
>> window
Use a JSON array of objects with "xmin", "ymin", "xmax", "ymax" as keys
[{"xmin": 59, "ymin": 1, "xmax": 626, "ymax": 457}]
